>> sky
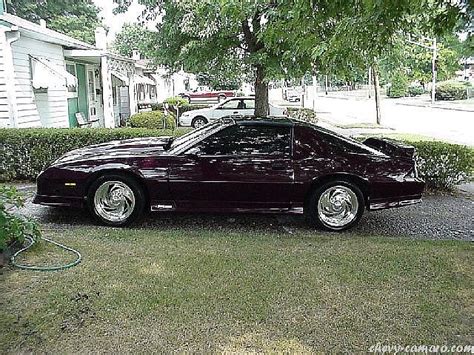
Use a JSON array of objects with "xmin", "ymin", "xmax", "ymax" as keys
[{"xmin": 93, "ymin": 0, "xmax": 156, "ymax": 43}]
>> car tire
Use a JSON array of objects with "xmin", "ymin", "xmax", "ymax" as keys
[
  {"xmin": 218, "ymin": 94, "xmax": 226, "ymax": 102},
  {"xmin": 306, "ymin": 180, "xmax": 364, "ymax": 231},
  {"xmin": 191, "ymin": 116, "xmax": 208, "ymax": 129},
  {"xmin": 87, "ymin": 174, "xmax": 145, "ymax": 227},
  {"xmin": 184, "ymin": 95, "xmax": 191, "ymax": 104}
]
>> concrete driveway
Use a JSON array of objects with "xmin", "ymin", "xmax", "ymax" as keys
[{"xmin": 16, "ymin": 184, "xmax": 474, "ymax": 241}]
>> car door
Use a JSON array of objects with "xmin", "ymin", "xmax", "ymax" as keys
[{"xmin": 168, "ymin": 123, "xmax": 294, "ymax": 210}]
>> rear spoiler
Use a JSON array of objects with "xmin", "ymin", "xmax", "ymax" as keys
[{"xmin": 363, "ymin": 137, "xmax": 415, "ymax": 159}]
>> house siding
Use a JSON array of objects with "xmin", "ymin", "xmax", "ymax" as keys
[
  {"xmin": 0, "ymin": 31, "xmax": 10, "ymax": 127},
  {"xmin": 11, "ymin": 35, "xmax": 69, "ymax": 127}
]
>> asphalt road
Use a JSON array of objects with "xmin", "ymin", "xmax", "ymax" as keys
[{"xmin": 16, "ymin": 184, "xmax": 474, "ymax": 241}]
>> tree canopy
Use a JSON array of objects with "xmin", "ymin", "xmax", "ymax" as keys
[
  {"xmin": 114, "ymin": 0, "xmax": 468, "ymax": 116},
  {"xmin": 6, "ymin": 0, "xmax": 103, "ymax": 44},
  {"xmin": 112, "ymin": 24, "xmax": 156, "ymax": 57}
]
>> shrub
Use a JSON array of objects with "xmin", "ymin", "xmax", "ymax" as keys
[
  {"xmin": 388, "ymin": 71, "xmax": 409, "ymax": 98},
  {"xmin": 409, "ymin": 141, "xmax": 473, "ymax": 190},
  {"xmin": 408, "ymin": 85, "xmax": 424, "ymax": 97},
  {"xmin": 0, "ymin": 185, "xmax": 40, "ymax": 251},
  {"xmin": 129, "ymin": 111, "xmax": 176, "ymax": 130},
  {"xmin": 0, "ymin": 128, "xmax": 190, "ymax": 181},
  {"xmin": 163, "ymin": 96, "xmax": 189, "ymax": 107},
  {"xmin": 287, "ymin": 107, "xmax": 318, "ymax": 124},
  {"xmin": 435, "ymin": 81, "xmax": 469, "ymax": 101}
]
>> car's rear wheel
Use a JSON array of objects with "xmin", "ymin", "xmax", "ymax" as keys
[
  {"xmin": 306, "ymin": 180, "xmax": 364, "ymax": 231},
  {"xmin": 218, "ymin": 94, "xmax": 226, "ymax": 102},
  {"xmin": 88, "ymin": 174, "xmax": 145, "ymax": 226},
  {"xmin": 183, "ymin": 95, "xmax": 191, "ymax": 104},
  {"xmin": 192, "ymin": 116, "xmax": 208, "ymax": 128}
]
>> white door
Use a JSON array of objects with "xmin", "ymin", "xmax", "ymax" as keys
[{"xmin": 86, "ymin": 69, "xmax": 97, "ymax": 121}]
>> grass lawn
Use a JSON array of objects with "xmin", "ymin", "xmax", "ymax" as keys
[{"xmin": 0, "ymin": 225, "xmax": 472, "ymax": 353}]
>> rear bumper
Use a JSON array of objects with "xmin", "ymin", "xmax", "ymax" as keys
[{"xmin": 33, "ymin": 194, "xmax": 85, "ymax": 208}]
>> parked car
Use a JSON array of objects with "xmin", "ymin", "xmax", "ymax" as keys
[
  {"xmin": 179, "ymin": 87, "xmax": 235, "ymax": 103},
  {"xmin": 179, "ymin": 96, "xmax": 287, "ymax": 128},
  {"xmin": 34, "ymin": 117, "xmax": 425, "ymax": 231},
  {"xmin": 286, "ymin": 89, "xmax": 301, "ymax": 102}
]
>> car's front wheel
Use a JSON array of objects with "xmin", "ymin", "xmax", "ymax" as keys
[
  {"xmin": 192, "ymin": 116, "xmax": 208, "ymax": 128},
  {"xmin": 306, "ymin": 180, "xmax": 364, "ymax": 231},
  {"xmin": 88, "ymin": 174, "xmax": 145, "ymax": 226},
  {"xmin": 218, "ymin": 94, "xmax": 226, "ymax": 102}
]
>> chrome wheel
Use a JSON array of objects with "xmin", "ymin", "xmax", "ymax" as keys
[
  {"xmin": 93, "ymin": 181, "xmax": 136, "ymax": 223},
  {"xmin": 317, "ymin": 185, "xmax": 359, "ymax": 228}
]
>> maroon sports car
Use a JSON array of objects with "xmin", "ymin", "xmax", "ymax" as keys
[{"xmin": 34, "ymin": 118, "xmax": 424, "ymax": 231}]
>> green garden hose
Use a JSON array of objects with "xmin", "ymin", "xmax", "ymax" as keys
[{"xmin": 11, "ymin": 235, "xmax": 82, "ymax": 271}]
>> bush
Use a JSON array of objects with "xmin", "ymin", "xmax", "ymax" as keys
[
  {"xmin": 287, "ymin": 107, "xmax": 318, "ymax": 124},
  {"xmin": 408, "ymin": 85, "xmax": 424, "ymax": 97},
  {"xmin": 129, "ymin": 111, "xmax": 176, "ymax": 130},
  {"xmin": 163, "ymin": 96, "xmax": 189, "ymax": 107},
  {"xmin": 0, "ymin": 185, "xmax": 40, "ymax": 251},
  {"xmin": 0, "ymin": 128, "xmax": 189, "ymax": 181},
  {"xmin": 435, "ymin": 81, "xmax": 469, "ymax": 101},
  {"xmin": 410, "ymin": 141, "xmax": 473, "ymax": 190},
  {"xmin": 388, "ymin": 71, "xmax": 409, "ymax": 98}
]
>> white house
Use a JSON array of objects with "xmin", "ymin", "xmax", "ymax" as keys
[{"xmin": 0, "ymin": 2, "xmax": 138, "ymax": 128}]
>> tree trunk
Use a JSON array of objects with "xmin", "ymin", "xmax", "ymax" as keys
[
  {"xmin": 371, "ymin": 65, "xmax": 382, "ymax": 125},
  {"xmin": 254, "ymin": 65, "xmax": 269, "ymax": 117}
]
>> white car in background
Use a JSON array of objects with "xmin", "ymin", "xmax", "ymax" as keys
[{"xmin": 179, "ymin": 97, "xmax": 287, "ymax": 128}]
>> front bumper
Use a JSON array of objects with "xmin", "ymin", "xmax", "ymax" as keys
[
  {"xmin": 33, "ymin": 194, "xmax": 85, "ymax": 208},
  {"xmin": 179, "ymin": 115, "xmax": 192, "ymax": 127}
]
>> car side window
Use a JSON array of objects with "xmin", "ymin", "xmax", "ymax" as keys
[
  {"xmin": 187, "ymin": 124, "xmax": 291, "ymax": 157},
  {"xmin": 243, "ymin": 99, "xmax": 255, "ymax": 109},
  {"xmin": 220, "ymin": 100, "xmax": 240, "ymax": 109},
  {"xmin": 293, "ymin": 126, "xmax": 324, "ymax": 159}
]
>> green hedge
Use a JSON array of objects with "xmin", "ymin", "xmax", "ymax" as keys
[
  {"xmin": 435, "ymin": 81, "xmax": 470, "ymax": 101},
  {"xmin": 129, "ymin": 111, "xmax": 176, "ymax": 129},
  {"xmin": 409, "ymin": 141, "xmax": 473, "ymax": 190},
  {"xmin": 408, "ymin": 85, "xmax": 424, "ymax": 97},
  {"xmin": 0, "ymin": 128, "xmax": 190, "ymax": 181}
]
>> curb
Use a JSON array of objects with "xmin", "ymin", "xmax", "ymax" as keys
[{"xmin": 394, "ymin": 102, "xmax": 474, "ymax": 113}]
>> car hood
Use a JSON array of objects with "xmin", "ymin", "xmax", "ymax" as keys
[
  {"xmin": 53, "ymin": 136, "xmax": 172, "ymax": 165},
  {"xmin": 182, "ymin": 107, "xmax": 212, "ymax": 116}
]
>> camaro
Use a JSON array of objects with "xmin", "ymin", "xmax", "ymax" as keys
[{"xmin": 34, "ymin": 117, "xmax": 425, "ymax": 231}]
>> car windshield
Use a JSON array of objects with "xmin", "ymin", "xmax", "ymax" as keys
[{"xmin": 169, "ymin": 121, "xmax": 221, "ymax": 149}]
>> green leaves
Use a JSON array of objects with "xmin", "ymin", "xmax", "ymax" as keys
[
  {"xmin": 0, "ymin": 185, "xmax": 41, "ymax": 251},
  {"xmin": 6, "ymin": 0, "xmax": 103, "ymax": 45}
]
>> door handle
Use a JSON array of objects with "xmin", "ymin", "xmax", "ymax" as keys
[{"xmin": 233, "ymin": 111, "xmax": 239, "ymax": 114}]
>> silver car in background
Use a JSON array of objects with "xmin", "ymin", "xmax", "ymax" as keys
[{"xmin": 179, "ymin": 96, "xmax": 287, "ymax": 128}]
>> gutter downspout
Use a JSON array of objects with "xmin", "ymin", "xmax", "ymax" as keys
[{"xmin": 3, "ymin": 26, "xmax": 20, "ymax": 127}]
